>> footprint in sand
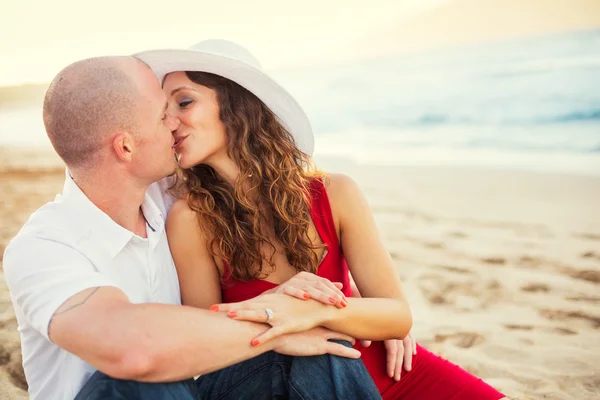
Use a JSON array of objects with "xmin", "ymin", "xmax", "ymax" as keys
[
  {"xmin": 551, "ymin": 327, "xmax": 578, "ymax": 335},
  {"xmin": 434, "ymin": 332, "xmax": 485, "ymax": 348},
  {"xmin": 521, "ymin": 282, "xmax": 551, "ymax": 293},
  {"xmin": 0, "ymin": 343, "xmax": 27, "ymax": 391},
  {"xmin": 0, "ymin": 316, "xmax": 17, "ymax": 330},
  {"xmin": 434, "ymin": 265, "xmax": 474, "ymax": 275},
  {"xmin": 538, "ymin": 309, "xmax": 600, "ymax": 328},
  {"xmin": 504, "ymin": 324, "xmax": 534, "ymax": 331},
  {"xmin": 0, "ymin": 345, "xmax": 10, "ymax": 365},
  {"xmin": 574, "ymin": 232, "xmax": 600, "ymax": 241},
  {"xmin": 518, "ymin": 255, "xmax": 544, "ymax": 268},
  {"xmin": 565, "ymin": 295, "xmax": 600, "ymax": 303},
  {"xmin": 423, "ymin": 241, "xmax": 446, "ymax": 249},
  {"xmin": 561, "ymin": 267, "xmax": 600, "ymax": 284},
  {"xmin": 504, "ymin": 324, "xmax": 578, "ymax": 335},
  {"xmin": 419, "ymin": 275, "xmax": 503, "ymax": 308},
  {"xmin": 582, "ymin": 374, "xmax": 600, "ymax": 393},
  {"xmin": 581, "ymin": 251, "xmax": 600, "ymax": 260},
  {"xmin": 480, "ymin": 257, "xmax": 506, "ymax": 265},
  {"xmin": 447, "ymin": 231, "xmax": 468, "ymax": 239},
  {"xmin": 6, "ymin": 348, "xmax": 27, "ymax": 391}
]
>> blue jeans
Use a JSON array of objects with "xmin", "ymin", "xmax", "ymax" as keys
[{"xmin": 74, "ymin": 340, "xmax": 381, "ymax": 399}]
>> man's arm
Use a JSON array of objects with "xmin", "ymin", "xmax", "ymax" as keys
[
  {"xmin": 5, "ymin": 234, "xmax": 358, "ymax": 383},
  {"xmin": 49, "ymin": 286, "xmax": 278, "ymax": 382},
  {"xmin": 50, "ymin": 287, "xmax": 360, "ymax": 382}
]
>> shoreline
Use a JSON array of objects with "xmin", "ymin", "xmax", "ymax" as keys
[{"xmin": 2, "ymin": 145, "xmax": 600, "ymax": 178}]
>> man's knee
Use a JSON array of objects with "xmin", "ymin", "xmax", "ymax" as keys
[{"xmin": 74, "ymin": 370, "xmax": 196, "ymax": 400}]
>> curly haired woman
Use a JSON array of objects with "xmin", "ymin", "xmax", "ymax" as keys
[{"xmin": 136, "ymin": 40, "xmax": 506, "ymax": 400}]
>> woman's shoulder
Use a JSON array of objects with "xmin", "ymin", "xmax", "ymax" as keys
[
  {"xmin": 166, "ymin": 198, "xmax": 201, "ymax": 236},
  {"xmin": 322, "ymin": 172, "xmax": 362, "ymax": 199},
  {"xmin": 318, "ymin": 173, "xmax": 365, "ymax": 225},
  {"xmin": 168, "ymin": 198, "xmax": 196, "ymax": 219}
]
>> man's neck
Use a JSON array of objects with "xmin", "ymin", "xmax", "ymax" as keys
[{"xmin": 71, "ymin": 170, "xmax": 149, "ymax": 237}]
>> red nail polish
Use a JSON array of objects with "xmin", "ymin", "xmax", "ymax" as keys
[
  {"xmin": 341, "ymin": 300, "xmax": 347, "ymax": 307},
  {"xmin": 329, "ymin": 297, "xmax": 336, "ymax": 304},
  {"xmin": 303, "ymin": 293, "xmax": 311, "ymax": 299},
  {"xmin": 228, "ymin": 311, "xmax": 238, "ymax": 318},
  {"xmin": 210, "ymin": 305, "xmax": 219, "ymax": 312},
  {"xmin": 251, "ymin": 339, "xmax": 260, "ymax": 346}
]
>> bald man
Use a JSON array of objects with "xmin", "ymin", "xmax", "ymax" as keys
[{"xmin": 3, "ymin": 57, "xmax": 381, "ymax": 400}]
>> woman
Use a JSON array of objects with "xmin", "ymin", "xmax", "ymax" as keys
[{"xmin": 136, "ymin": 40, "xmax": 506, "ymax": 400}]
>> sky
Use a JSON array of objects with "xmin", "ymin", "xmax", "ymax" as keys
[{"xmin": 0, "ymin": 0, "xmax": 446, "ymax": 86}]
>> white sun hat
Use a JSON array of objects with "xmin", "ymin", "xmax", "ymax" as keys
[{"xmin": 134, "ymin": 39, "xmax": 314, "ymax": 156}]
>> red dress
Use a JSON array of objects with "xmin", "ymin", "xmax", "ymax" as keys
[{"xmin": 221, "ymin": 180, "xmax": 504, "ymax": 400}]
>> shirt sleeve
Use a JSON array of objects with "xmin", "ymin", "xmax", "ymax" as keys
[{"xmin": 3, "ymin": 235, "xmax": 121, "ymax": 341}]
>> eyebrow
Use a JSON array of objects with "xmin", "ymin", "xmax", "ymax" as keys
[{"xmin": 170, "ymin": 86, "xmax": 198, "ymax": 96}]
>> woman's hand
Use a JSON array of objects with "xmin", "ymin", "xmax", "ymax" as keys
[
  {"xmin": 273, "ymin": 327, "xmax": 360, "ymax": 358},
  {"xmin": 264, "ymin": 271, "xmax": 347, "ymax": 308},
  {"xmin": 384, "ymin": 331, "xmax": 417, "ymax": 381},
  {"xmin": 211, "ymin": 293, "xmax": 336, "ymax": 346}
]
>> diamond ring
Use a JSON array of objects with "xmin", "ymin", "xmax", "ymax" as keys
[{"xmin": 265, "ymin": 308, "xmax": 274, "ymax": 324}]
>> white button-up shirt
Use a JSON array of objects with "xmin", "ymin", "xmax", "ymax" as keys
[{"xmin": 3, "ymin": 171, "xmax": 181, "ymax": 400}]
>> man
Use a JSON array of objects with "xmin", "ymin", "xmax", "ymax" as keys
[{"xmin": 3, "ymin": 56, "xmax": 381, "ymax": 399}]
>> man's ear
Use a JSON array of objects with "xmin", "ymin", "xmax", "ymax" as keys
[{"xmin": 112, "ymin": 132, "xmax": 134, "ymax": 162}]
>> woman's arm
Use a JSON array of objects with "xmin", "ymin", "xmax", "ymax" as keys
[
  {"xmin": 166, "ymin": 199, "xmax": 222, "ymax": 308},
  {"xmin": 215, "ymin": 174, "xmax": 412, "ymax": 343},
  {"xmin": 320, "ymin": 173, "xmax": 412, "ymax": 339}
]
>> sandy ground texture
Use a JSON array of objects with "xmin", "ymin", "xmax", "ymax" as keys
[{"xmin": 1, "ymin": 150, "xmax": 599, "ymax": 399}]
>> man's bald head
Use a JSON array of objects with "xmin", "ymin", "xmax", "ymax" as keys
[{"xmin": 43, "ymin": 56, "xmax": 148, "ymax": 169}]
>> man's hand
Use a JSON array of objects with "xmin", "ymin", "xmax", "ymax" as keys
[
  {"xmin": 273, "ymin": 327, "xmax": 360, "ymax": 359},
  {"xmin": 384, "ymin": 331, "xmax": 417, "ymax": 381},
  {"xmin": 264, "ymin": 271, "xmax": 347, "ymax": 308},
  {"xmin": 212, "ymin": 293, "xmax": 336, "ymax": 346},
  {"xmin": 351, "ymin": 279, "xmax": 417, "ymax": 380}
]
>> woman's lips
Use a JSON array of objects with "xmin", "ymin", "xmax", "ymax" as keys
[{"xmin": 172, "ymin": 135, "xmax": 188, "ymax": 149}]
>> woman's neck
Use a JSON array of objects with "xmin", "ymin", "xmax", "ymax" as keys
[{"xmin": 206, "ymin": 154, "xmax": 240, "ymax": 186}]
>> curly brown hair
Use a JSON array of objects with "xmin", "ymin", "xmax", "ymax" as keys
[{"xmin": 174, "ymin": 71, "xmax": 326, "ymax": 282}]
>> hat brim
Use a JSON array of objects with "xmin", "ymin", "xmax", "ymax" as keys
[{"xmin": 134, "ymin": 49, "xmax": 314, "ymax": 156}]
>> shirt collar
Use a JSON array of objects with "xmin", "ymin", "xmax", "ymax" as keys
[{"xmin": 60, "ymin": 169, "xmax": 163, "ymax": 258}]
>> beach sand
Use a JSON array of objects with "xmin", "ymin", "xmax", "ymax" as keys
[{"xmin": 1, "ymin": 149, "xmax": 599, "ymax": 399}]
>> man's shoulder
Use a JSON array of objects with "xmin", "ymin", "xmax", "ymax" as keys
[{"xmin": 5, "ymin": 197, "xmax": 82, "ymax": 259}]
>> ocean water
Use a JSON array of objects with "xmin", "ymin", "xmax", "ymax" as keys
[
  {"xmin": 273, "ymin": 29, "xmax": 600, "ymax": 175},
  {"xmin": 1, "ymin": 30, "xmax": 599, "ymax": 175}
]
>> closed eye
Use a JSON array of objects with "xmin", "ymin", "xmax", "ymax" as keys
[{"xmin": 179, "ymin": 100, "xmax": 193, "ymax": 108}]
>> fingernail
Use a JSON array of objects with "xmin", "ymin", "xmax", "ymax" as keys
[
  {"xmin": 227, "ymin": 311, "xmax": 238, "ymax": 318},
  {"xmin": 210, "ymin": 305, "xmax": 219, "ymax": 312},
  {"xmin": 340, "ymin": 300, "xmax": 347, "ymax": 307},
  {"xmin": 303, "ymin": 293, "xmax": 311, "ymax": 299},
  {"xmin": 395, "ymin": 375, "xmax": 400, "ymax": 381},
  {"xmin": 251, "ymin": 339, "xmax": 260, "ymax": 346},
  {"xmin": 329, "ymin": 297, "xmax": 336, "ymax": 304}
]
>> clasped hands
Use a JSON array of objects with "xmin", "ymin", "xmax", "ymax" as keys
[{"xmin": 210, "ymin": 271, "xmax": 416, "ymax": 380}]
